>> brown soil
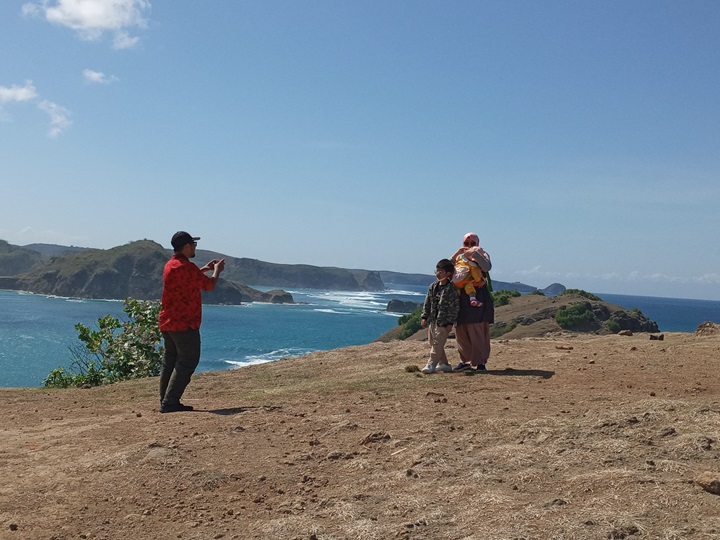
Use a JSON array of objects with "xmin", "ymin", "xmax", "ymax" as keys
[{"xmin": 2, "ymin": 325, "xmax": 720, "ymax": 540}]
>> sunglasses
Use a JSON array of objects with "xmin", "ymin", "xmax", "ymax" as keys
[{"xmin": 463, "ymin": 241, "xmax": 477, "ymax": 247}]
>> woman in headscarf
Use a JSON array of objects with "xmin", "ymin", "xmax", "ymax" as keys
[{"xmin": 451, "ymin": 232, "xmax": 494, "ymax": 373}]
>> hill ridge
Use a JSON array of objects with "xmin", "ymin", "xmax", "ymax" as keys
[{"xmin": 0, "ymin": 239, "xmax": 559, "ymax": 299}]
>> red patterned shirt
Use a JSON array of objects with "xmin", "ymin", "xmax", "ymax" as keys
[{"xmin": 158, "ymin": 254, "xmax": 214, "ymax": 332}]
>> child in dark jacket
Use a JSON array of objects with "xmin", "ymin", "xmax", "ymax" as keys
[{"xmin": 420, "ymin": 259, "xmax": 460, "ymax": 374}]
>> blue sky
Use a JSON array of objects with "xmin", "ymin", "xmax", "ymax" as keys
[{"xmin": 1, "ymin": 1, "xmax": 719, "ymax": 300}]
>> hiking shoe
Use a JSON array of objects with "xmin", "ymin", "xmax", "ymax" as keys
[
  {"xmin": 160, "ymin": 402, "xmax": 194, "ymax": 413},
  {"xmin": 453, "ymin": 362, "xmax": 471, "ymax": 372},
  {"xmin": 421, "ymin": 364, "xmax": 436, "ymax": 374},
  {"xmin": 465, "ymin": 364, "xmax": 487, "ymax": 376},
  {"xmin": 436, "ymin": 363, "xmax": 453, "ymax": 373}
]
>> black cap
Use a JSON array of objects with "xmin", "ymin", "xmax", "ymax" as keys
[{"xmin": 171, "ymin": 231, "xmax": 200, "ymax": 251}]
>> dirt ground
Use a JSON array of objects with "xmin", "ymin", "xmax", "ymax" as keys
[{"xmin": 2, "ymin": 325, "xmax": 720, "ymax": 540}]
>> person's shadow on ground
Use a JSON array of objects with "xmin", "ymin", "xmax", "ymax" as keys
[
  {"xmin": 475, "ymin": 367, "xmax": 554, "ymax": 379},
  {"xmin": 202, "ymin": 405, "xmax": 282, "ymax": 415}
]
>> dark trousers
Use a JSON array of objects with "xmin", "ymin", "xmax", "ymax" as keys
[{"xmin": 160, "ymin": 330, "xmax": 201, "ymax": 406}]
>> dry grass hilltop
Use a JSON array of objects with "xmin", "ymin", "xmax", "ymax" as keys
[{"xmin": 2, "ymin": 321, "xmax": 720, "ymax": 540}]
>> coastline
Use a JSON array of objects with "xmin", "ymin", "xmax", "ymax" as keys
[{"xmin": 3, "ymin": 287, "xmax": 720, "ymax": 388}]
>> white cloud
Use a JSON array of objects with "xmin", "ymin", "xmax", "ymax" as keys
[
  {"xmin": 0, "ymin": 81, "xmax": 38, "ymax": 103},
  {"xmin": 83, "ymin": 68, "xmax": 118, "ymax": 84},
  {"xmin": 0, "ymin": 80, "xmax": 70, "ymax": 137},
  {"xmin": 21, "ymin": 0, "xmax": 150, "ymax": 49},
  {"xmin": 37, "ymin": 100, "xmax": 72, "ymax": 138},
  {"xmin": 1, "ymin": 226, "xmax": 90, "ymax": 247},
  {"xmin": 645, "ymin": 272, "xmax": 685, "ymax": 284},
  {"xmin": 113, "ymin": 29, "xmax": 140, "ymax": 49},
  {"xmin": 696, "ymin": 273, "xmax": 720, "ymax": 285},
  {"xmin": 20, "ymin": 3, "xmax": 40, "ymax": 17}
]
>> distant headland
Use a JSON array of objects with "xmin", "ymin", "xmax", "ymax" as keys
[{"xmin": 0, "ymin": 239, "xmax": 564, "ymax": 304}]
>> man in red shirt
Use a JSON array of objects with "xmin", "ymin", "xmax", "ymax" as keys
[{"xmin": 158, "ymin": 231, "xmax": 225, "ymax": 413}]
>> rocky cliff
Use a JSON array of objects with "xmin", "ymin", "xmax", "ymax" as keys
[
  {"xmin": 0, "ymin": 240, "xmax": 42, "ymax": 275},
  {"xmin": 6, "ymin": 240, "xmax": 291, "ymax": 304},
  {"xmin": 1, "ymin": 239, "xmax": 558, "ymax": 298},
  {"xmin": 1, "ymin": 241, "xmax": 384, "ymax": 293},
  {"xmin": 377, "ymin": 292, "xmax": 659, "ymax": 342},
  {"xmin": 199, "ymin": 253, "xmax": 383, "ymax": 292},
  {"xmin": 489, "ymin": 294, "xmax": 659, "ymax": 338},
  {"xmin": 387, "ymin": 299, "xmax": 422, "ymax": 313},
  {"xmin": 14, "ymin": 241, "xmax": 167, "ymax": 300}
]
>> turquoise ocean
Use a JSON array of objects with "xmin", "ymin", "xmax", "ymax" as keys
[{"xmin": 2, "ymin": 285, "xmax": 719, "ymax": 388}]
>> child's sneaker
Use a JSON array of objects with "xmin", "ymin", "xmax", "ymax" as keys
[
  {"xmin": 469, "ymin": 297, "xmax": 483, "ymax": 307},
  {"xmin": 436, "ymin": 363, "xmax": 453, "ymax": 373},
  {"xmin": 421, "ymin": 363, "xmax": 436, "ymax": 374}
]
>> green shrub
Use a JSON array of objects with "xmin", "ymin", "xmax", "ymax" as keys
[
  {"xmin": 555, "ymin": 302, "xmax": 596, "ymax": 330},
  {"xmin": 490, "ymin": 321, "xmax": 517, "ymax": 338},
  {"xmin": 605, "ymin": 319, "xmax": 621, "ymax": 333},
  {"xmin": 560, "ymin": 289, "xmax": 602, "ymax": 301},
  {"xmin": 492, "ymin": 289, "xmax": 521, "ymax": 306},
  {"xmin": 44, "ymin": 298, "xmax": 164, "ymax": 388},
  {"xmin": 529, "ymin": 290, "xmax": 546, "ymax": 296},
  {"xmin": 397, "ymin": 307, "xmax": 423, "ymax": 340}
]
